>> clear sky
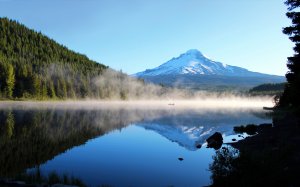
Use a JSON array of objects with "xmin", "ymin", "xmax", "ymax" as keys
[{"xmin": 0, "ymin": 0, "xmax": 293, "ymax": 76}]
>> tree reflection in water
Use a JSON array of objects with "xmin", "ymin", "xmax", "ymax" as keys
[
  {"xmin": 209, "ymin": 146, "xmax": 239, "ymax": 186},
  {"xmin": 0, "ymin": 109, "xmax": 138, "ymax": 178},
  {"xmin": 0, "ymin": 106, "xmax": 271, "ymax": 186},
  {"xmin": 16, "ymin": 168, "xmax": 87, "ymax": 187}
]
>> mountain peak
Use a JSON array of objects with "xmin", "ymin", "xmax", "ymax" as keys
[
  {"xmin": 135, "ymin": 49, "xmax": 237, "ymax": 76},
  {"xmin": 133, "ymin": 49, "xmax": 284, "ymax": 89},
  {"xmin": 133, "ymin": 49, "xmax": 280, "ymax": 78},
  {"xmin": 179, "ymin": 49, "xmax": 206, "ymax": 59},
  {"xmin": 185, "ymin": 49, "xmax": 203, "ymax": 56}
]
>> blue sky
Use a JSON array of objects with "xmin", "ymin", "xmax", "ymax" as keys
[{"xmin": 0, "ymin": 0, "xmax": 293, "ymax": 75}]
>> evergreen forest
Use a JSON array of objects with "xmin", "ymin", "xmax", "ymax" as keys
[{"xmin": 0, "ymin": 17, "xmax": 108, "ymax": 100}]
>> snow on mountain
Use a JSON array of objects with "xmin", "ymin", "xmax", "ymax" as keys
[
  {"xmin": 140, "ymin": 123, "xmax": 221, "ymax": 151},
  {"xmin": 137, "ymin": 110, "xmax": 272, "ymax": 151},
  {"xmin": 134, "ymin": 49, "xmax": 266, "ymax": 77}
]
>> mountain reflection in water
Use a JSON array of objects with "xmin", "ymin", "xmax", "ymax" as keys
[{"xmin": 0, "ymin": 103, "xmax": 271, "ymax": 187}]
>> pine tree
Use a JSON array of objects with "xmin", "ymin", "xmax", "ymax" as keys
[
  {"xmin": 33, "ymin": 75, "xmax": 41, "ymax": 98},
  {"xmin": 278, "ymin": 0, "xmax": 300, "ymax": 109},
  {"xmin": 48, "ymin": 81, "xmax": 56, "ymax": 99},
  {"xmin": 5, "ymin": 64, "xmax": 15, "ymax": 98},
  {"xmin": 0, "ymin": 57, "xmax": 15, "ymax": 98},
  {"xmin": 0, "ymin": 18, "xmax": 107, "ymax": 100}
]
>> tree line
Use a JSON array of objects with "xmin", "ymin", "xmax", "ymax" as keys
[
  {"xmin": 249, "ymin": 83, "xmax": 285, "ymax": 96},
  {"xmin": 277, "ymin": 0, "xmax": 300, "ymax": 111},
  {"xmin": 0, "ymin": 17, "xmax": 108, "ymax": 100}
]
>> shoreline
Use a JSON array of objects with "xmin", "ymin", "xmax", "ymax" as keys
[
  {"xmin": 231, "ymin": 111, "xmax": 300, "ymax": 150},
  {"xmin": 217, "ymin": 111, "xmax": 300, "ymax": 186}
]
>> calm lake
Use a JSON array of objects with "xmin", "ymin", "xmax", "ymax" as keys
[{"xmin": 0, "ymin": 101, "xmax": 272, "ymax": 187}]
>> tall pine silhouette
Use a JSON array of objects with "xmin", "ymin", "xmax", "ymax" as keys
[{"xmin": 278, "ymin": 0, "xmax": 300, "ymax": 109}]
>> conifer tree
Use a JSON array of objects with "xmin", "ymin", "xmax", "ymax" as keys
[
  {"xmin": 0, "ymin": 17, "xmax": 107, "ymax": 100},
  {"xmin": 278, "ymin": 0, "xmax": 300, "ymax": 109},
  {"xmin": 5, "ymin": 64, "xmax": 15, "ymax": 98}
]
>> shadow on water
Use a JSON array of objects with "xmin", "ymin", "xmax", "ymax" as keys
[
  {"xmin": 14, "ymin": 169, "xmax": 87, "ymax": 187},
  {"xmin": 209, "ymin": 146, "xmax": 239, "ymax": 187},
  {"xmin": 209, "ymin": 143, "xmax": 300, "ymax": 187},
  {"xmin": 0, "ymin": 104, "xmax": 272, "ymax": 186},
  {"xmin": 0, "ymin": 108, "xmax": 157, "ymax": 178}
]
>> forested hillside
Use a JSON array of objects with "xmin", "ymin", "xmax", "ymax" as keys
[
  {"xmin": 0, "ymin": 17, "xmax": 108, "ymax": 99},
  {"xmin": 249, "ymin": 83, "xmax": 286, "ymax": 96}
]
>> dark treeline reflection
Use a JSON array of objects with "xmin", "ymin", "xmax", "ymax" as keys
[
  {"xmin": 17, "ymin": 169, "xmax": 87, "ymax": 187},
  {"xmin": 0, "ymin": 108, "xmax": 159, "ymax": 178},
  {"xmin": 0, "ymin": 106, "xmax": 271, "ymax": 187}
]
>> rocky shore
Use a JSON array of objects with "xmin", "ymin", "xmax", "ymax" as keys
[{"xmin": 212, "ymin": 111, "xmax": 300, "ymax": 186}]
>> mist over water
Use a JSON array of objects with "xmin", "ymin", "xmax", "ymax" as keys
[
  {"xmin": 89, "ymin": 69, "xmax": 276, "ymax": 101},
  {"xmin": 0, "ymin": 99, "xmax": 272, "ymax": 187},
  {"xmin": 0, "ymin": 97, "xmax": 273, "ymax": 110},
  {"xmin": 0, "ymin": 73, "xmax": 274, "ymax": 187}
]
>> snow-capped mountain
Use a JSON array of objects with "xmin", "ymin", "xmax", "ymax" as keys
[
  {"xmin": 140, "ymin": 123, "xmax": 218, "ymax": 151},
  {"xmin": 135, "ymin": 49, "xmax": 268, "ymax": 77},
  {"xmin": 133, "ymin": 49, "xmax": 284, "ymax": 89},
  {"xmin": 137, "ymin": 109, "xmax": 271, "ymax": 151}
]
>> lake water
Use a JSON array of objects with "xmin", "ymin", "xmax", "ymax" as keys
[{"xmin": 0, "ymin": 101, "xmax": 272, "ymax": 187}]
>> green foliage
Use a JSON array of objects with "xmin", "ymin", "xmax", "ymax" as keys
[
  {"xmin": 0, "ymin": 17, "xmax": 108, "ymax": 100},
  {"xmin": 5, "ymin": 63, "xmax": 15, "ymax": 98},
  {"xmin": 249, "ymin": 83, "xmax": 285, "ymax": 96},
  {"xmin": 0, "ymin": 58, "xmax": 15, "ymax": 98}
]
